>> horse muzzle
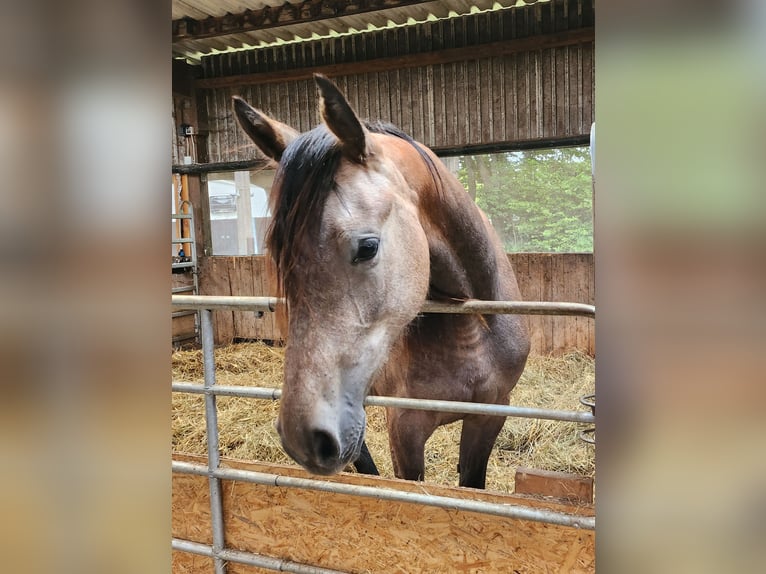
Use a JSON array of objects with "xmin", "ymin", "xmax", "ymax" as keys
[{"xmin": 275, "ymin": 412, "xmax": 365, "ymax": 476}]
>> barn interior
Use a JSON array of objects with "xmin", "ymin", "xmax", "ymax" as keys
[{"xmin": 171, "ymin": 1, "xmax": 596, "ymax": 572}]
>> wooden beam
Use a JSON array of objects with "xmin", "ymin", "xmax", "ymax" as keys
[
  {"xmin": 514, "ymin": 466, "xmax": 594, "ymax": 504},
  {"xmin": 172, "ymin": 158, "xmax": 273, "ymax": 175},
  {"xmin": 195, "ymin": 27, "xmax": 595, "ymax": 89},
  {"xmin": 173, "ymin": 0, "xmax": 429, "ymax": 43}
]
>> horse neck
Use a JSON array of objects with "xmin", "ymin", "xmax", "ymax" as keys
[{"xmin": 417, "ymin": 163, "xmax": 513, "ymax": 303}]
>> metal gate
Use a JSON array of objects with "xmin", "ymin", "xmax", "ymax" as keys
[{"xmin": 171, "ymin": 295, "xmax": 596, "ymax": 574}]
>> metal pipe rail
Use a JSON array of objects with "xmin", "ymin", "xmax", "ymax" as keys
[
  {"xmin": 173, "ymin": 460, "xmax": 595, "ymax": 530},
  {"xmin": 172, "ymin": 539, "xmax": 348, "ymax": 574},
  {"xmin": 172, "ymin": 300, "xmax": 596, "ymax": 572},
  {"xmin": 171, "ymin": 294, "xmax": 595, "ymax": 318},
  {"xmin": 171, "ymin": 382, "xmax": 595, "ymax": 425}
]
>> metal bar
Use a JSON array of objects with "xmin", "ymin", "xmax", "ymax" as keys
[
  {"xmin": 172, "ymin": 539, "xmax": 349, "ymax": 574},
  {"xmin": 170, "ymin": 213, "xmax": 193, "ymax": 219},
  {"xmin": 172, "ymin": 310, "xmax": 197, "ymax": 318},
  {"xmin": 172, "ymin": 460, "xmax": 595, "ymax": 530},
  {"xmin": 200, "ymin": 310, "xmax": 227, "ymax": 574},
  {"xmin": 171, "ymin": 295, "xmax": 594, "ymax": 318},
  {"xmin": 171, "ymin": 382, "xmax": 594, "ymax": 424},
  {"xmin": 172, "ymin": 285, "xmax": 195, "ymax": 294},
  {"xmin": 173, "ymin": 295, "xmax": 279, "ymax": 312},
  {"xmin": 172, "ymin": 262, "xmax": 196, "ymax": 270},
  {"xmin": 420, "ymin": 300, "xmax": 595, "ymax": 318}
]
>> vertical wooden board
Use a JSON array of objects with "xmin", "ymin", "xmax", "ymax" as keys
[
  {"xmin": 202, "ymin": 257, "xmax": 235, "ymax": 345},
  {"xmin": 202, "ymin": 92, "xmax": 217, "ymax": 163},
  {"xmin": 563, "ymin": 253, "xmax": 582, "ymax": 353},
  {"xmin": 409, "ymin": 68, "xmax": 423, "ymax": 143},
  {"xmin": 240, "ymin": 257, "xmax": 261, "ymax": 339},
  {"xmin": 399, "ymin": 67, "xmax": 413, "ymax": 137},
  {"xmin": 582, "ymin": 42, "xmax": 594, "ymax": 128},
  {"xmin": 226, "ymin": 87, "xmax": 237, "ymax": 161},
  {"xmin": 490, "ymin": 57, "xmax": 505, "ymax": 142},
  {"xmin": 541, "ymin": 48, "xmax": 553, "ymax": 139},
  {"xmin": 366, "ymin": 72, "xmax": 379, "ymax": 125},
  {"xmin": 517, "ymin": 52, "xmax": 530, "ymax": 140},
  {"xmin": 431, "ymin": 64, "xmax": 444, "ymax": 147},
  {"xmin": 555, "ymin": 47, "xmax": 569, "ymax": 137},
  {"xmin": 508, "ymin": 253, "xmax": 529, "ymax": 299},
  {"xmin": 228, "ymin": 258, "xmax": 245, "ymax": 338},
  {"xmin": 503, "ymin": 55, "xmax": 517, "ymax": 142},
  {"xmin": 508, "ymin": 253, "xmax": 533, "ymax": 353},
  {"xmin": 376, "ymin": 70, "xmax": 390, "ymax": 124},
  {"xmin": 466, "ymin": 60, "xmax": 479, "ymax": 145},
  {"xmin": 514, "ymin": 253, "xmax": 544, "ymax": 355},
  {"xmin": 387, "ymin": 69, "xmax": 401, "ymax": 129},
  {"xmin": 543, "ymin": 254, "xmax": 557, "ymax": 355},
  {"xmin": 424, "ymin": 65, "xmax": 435, "ymax": 147},
  {"xmin": 444, "ymin": 62, "xmax": 457, "ymax": 146},
  {"xmin": 515, "ymin": 1, "xmax": 527, "ymax": 39},
  {"xmin": 548, "ymin": 254, "xmax": 566, "ymax": 355},
  {"xmin": 479, "ymin": 58, "xmax": 493, "ymax": 143},
  {"xmin": 570, "ymin": 44, "xmax": 583, "ymax": 135},
  {"xmin": 457, "ymin": 60, "xmax": 469, "ymax": 145},
  {"xmin": 250, "ymin": 256, "xmax": 273, "ymax": 340}
]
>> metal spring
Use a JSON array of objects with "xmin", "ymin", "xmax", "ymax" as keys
[{"xmin": 579, "ymin": 393, "xmax": 595, "ymax": 445}]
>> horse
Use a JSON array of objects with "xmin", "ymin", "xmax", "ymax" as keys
[{"xmin": 232, "ymin": 74, "xmax": 530, "ymax": 489}]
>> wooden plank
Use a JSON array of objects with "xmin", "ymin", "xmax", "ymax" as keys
[
  {"xmin": 489, "ymin": 57, "xmax": 504, "ymax": 142},
  {"xmin": 555, "ymin": 46, "xmax": 568, "ymax": 137},
  {"xmin": 581, "ymin": 41, "xmax": 594, "ymax": 128},
  {"xmin": 194, "ymin": 29, "xmax": 595, "ymax": 89},
  {"xmin": 237, "ymin": 257, "xmax": 259, "ymax": 339},
  {"xmin": 172, "ymin": 454, "xmax": 594, "ymax": 574},
  {"xmin": 517, "ymin": 51, "xmax": 531, "ymax": 140},
  {"xmin": 514, "ymin": 466, "xmax": 594, "ymax": 504},
  {"xmin": 542, "ymin": 44, "xmax": 553, "ymax": 139},
  {"xmin": 550, "ymin": 254, "xmax": 568, "ymax": 355},
  {"xmin": 198, "ymin": 256, "xmax": 235, "ymax": 345}
]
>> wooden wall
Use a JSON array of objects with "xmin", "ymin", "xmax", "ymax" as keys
[
  {"xmin": 195, "ymin": 0, "xmax": 594, "ymax": 162},
  {"xmin": 199, "ymin": 253, "xmax": 594, "ymax": 356}
]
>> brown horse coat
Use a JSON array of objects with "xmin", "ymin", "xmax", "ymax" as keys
[{"xmin": 233, "ymin": 75, "xmax": 529, "ymax": 488}]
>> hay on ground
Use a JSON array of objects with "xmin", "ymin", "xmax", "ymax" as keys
[{"xmin": 172, "ymin": 342, "xmax": 595, "ymax": 493}]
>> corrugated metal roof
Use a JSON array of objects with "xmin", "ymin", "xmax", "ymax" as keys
[{"xmin": 172, "ymin": 0, "xmax": 547, "ymax": 62}]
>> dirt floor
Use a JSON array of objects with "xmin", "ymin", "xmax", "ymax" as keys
[{"xmin": 172, "ymin": 341, "xmax": 595, "ymax": 493}]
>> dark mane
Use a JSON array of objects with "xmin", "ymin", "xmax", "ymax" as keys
[{"xmin": 266, "ymin": 121, "xmax": 441, "ymax": 299}]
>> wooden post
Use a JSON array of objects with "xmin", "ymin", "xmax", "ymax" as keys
[
  {"xmin": 179, "ymin": 174, "xmax": 192, "ymax": 257},
  {"xmin": 234, "ymin": 171, "xmax": 254, "ymax": 254}
]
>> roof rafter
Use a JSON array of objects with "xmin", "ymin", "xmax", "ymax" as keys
[{"xmin": 173, "ymin": 0, "xmax": 429, "ymax": 43}]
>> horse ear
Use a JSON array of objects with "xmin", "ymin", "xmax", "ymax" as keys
[
  {"xmin": 314, "ymin": 74, "xmax": 369, "ymax": 163},
  {"xmin": 232, "ymin": 96, "xmax": 298, "ymax": 162}
]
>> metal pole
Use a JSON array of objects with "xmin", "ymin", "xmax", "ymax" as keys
[
  {"xmin": 200, "ymin": 309, "xmax": 227, "ymax": 574},
  {"xmin": 171, "ymin": 382, "xmax": 595, "ymax": 424},
  {"xmin": 171, "ymin": 295, "xmax": 595, "ymax": 318},
  {"xmin": 172, "ymin": 539, "xmax": 349, "ymax": 574},
  {"xmin": 172, "ymin": 461, "xmax": 595, "ymax": 530}
]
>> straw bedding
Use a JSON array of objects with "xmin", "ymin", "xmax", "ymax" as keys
[{"xmin": 172, "ymin": 342, "xmax": 594, "ymax": 493}]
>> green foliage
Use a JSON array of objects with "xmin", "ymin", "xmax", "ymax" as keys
[{"xmin": 455, "ymin": 147, "xmax": 593, "ymax": 252}]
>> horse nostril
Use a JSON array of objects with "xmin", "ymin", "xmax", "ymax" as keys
[{"xmin": 311, "ymin": 429, "xmax": 340, "ymax": 464}]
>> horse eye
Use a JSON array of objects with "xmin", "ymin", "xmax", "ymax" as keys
[{"xmin": 353, "ymin": 237, "xmax": 379, "ymax": 264}]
